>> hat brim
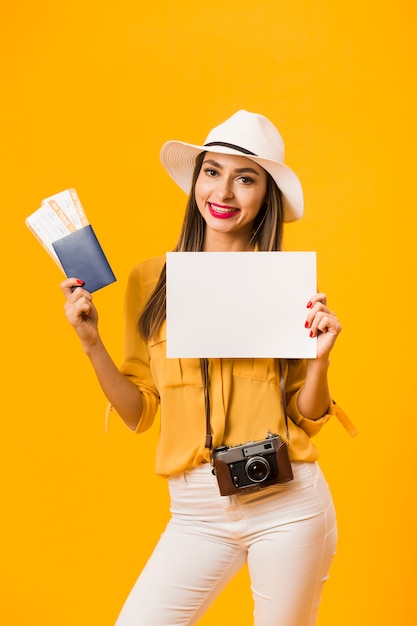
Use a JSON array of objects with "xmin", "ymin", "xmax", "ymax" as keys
[{"xmin": 160, "ymin": 140, "xmax": 304, "ymax": 222}]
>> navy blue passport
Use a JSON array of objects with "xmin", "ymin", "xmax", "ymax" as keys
[{"xmin": 52, "ymin": 225, "xmax": 116, "ymax": 292}]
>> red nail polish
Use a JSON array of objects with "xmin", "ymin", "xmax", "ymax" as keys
[
  {"xmin": 307, "ymin": 301, "xmax": 313, "ymax": 309},
  {"xmin": 309, "ymin": 330, "xmax": 314, "ymax": 338},
  {"xmin": 76, "ymin": 279, "xmax": 85, "ymax": 285},
  {"xmin": 305, "ymin": 321, "xmax": 310, "ymax": 328}
]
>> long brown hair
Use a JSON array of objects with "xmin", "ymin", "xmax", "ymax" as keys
[{"xmin": 139, "ymin": 152, "xmax": 284, "ymax": 341}]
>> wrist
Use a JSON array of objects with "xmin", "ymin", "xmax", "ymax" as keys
[
  {"xmin": 306, "ymin": 356, "xmax": 330, "ymax": 371},
  {"xmin": 82, "ymin": 335, "xmax": 103, "ymax": 357}
]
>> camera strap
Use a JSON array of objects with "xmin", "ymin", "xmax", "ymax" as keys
[
  {"xmin": 200, "ymin": 358, "xmax": 290, "ymax": 450},
  {"xmin": 200, "ymin": 358, "xmax": 212, "ymax": 449},
  {"xmin": 277, "ymin": 359, "xmax": 291, "ymax": 446}
]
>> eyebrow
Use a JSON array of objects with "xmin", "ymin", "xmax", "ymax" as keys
[{"xmin": 203, "ymin": 158, "xmax": 261, "ymax": 176}]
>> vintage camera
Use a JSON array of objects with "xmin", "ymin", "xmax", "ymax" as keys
[{"xmin": 212, "ymin": 432, "xmax": 293, "ymax": 496}]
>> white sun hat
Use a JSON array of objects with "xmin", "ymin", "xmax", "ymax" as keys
[{"xmin": 160, "ymin": 109, "xmax": 304, "ymax": 222}]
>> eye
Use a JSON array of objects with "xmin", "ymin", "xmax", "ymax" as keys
[
  {"xmin": 238, "ymin": 175, "xmax": 255, "ymax": 185},
  {"xmin": 204, "ymin": 167, "xmax": 218, "ymax": 177}
]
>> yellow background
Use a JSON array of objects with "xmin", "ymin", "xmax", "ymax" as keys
[{"xmin": 1, "ymin": 1, "xmax": 416, "ymax": 624}]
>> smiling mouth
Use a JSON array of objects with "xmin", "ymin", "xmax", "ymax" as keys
[{"xmin": 208, "ymin": 203, "xmax": 240, "ymax": 219}]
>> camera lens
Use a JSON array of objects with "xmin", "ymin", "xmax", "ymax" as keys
[{"xmin": 245, "ymin": 456, "xmax": 270, "ymax": 483}]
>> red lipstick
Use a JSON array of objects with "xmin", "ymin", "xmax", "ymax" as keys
[{"xmin": 208, "ymin": 203, "xmax": 240, "ymax": 219}]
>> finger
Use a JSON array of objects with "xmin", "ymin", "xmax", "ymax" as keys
[
  {"xmin": 306, "ymin": 293, "xmax": 327, "ymax": 309},
  {"xmin": 60, "ymin": 277, "xmax": 87, "ymax": 298},
  {"xmin": 308, "ymin": 312, "xmax": 342, "ymax": 337},
  {"xmin": 64, "ymin": 295, "xmax": 94, "ymax": 325},
  {"xmin": 305, "ymin": 304, "xmax": 335, "ymax": 331},
  {"xmin": 318, "ymin": 315, "xmax": 342, "ymax": 335}
]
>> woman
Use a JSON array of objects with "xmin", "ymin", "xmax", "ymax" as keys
[{"xmin": 61, "ymin": 110, "xmax": 352, "ymax": 625}]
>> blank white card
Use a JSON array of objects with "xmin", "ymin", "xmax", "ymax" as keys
[{"xmin": 166, "ymin": 251, "xmax": 317, "ymax": 359}]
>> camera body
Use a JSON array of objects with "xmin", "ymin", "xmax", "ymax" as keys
[{"xmin": 212, "ymin": 432, "xmax": 293, "ymax": 496}]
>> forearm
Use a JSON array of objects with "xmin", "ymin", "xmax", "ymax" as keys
[
  {"xmin": 296, "ymin": 357, "xmax": 332, "ymax": 420},
  {"xmin": 84, "ymin": 338, "xmax": 143, "ymax": 431}
]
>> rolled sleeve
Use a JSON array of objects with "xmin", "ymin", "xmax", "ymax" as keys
[
  {"xmin": 285, "ymin": 359, "xmax": 330, "ymax": 437},
  {"xmin": 285, "ymin": 359, "xmax": 356, "ymax": 438},
  {"xmin": 110, "ymin": 258, "xmax": 164, "ymax": 433},
  {"xmin": 287, "ymin": 387, "xmax": 331, "ymax": 436}
]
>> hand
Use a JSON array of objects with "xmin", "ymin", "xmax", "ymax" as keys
[
  {"xmin": 305, "ymin": 293, "xmax": 342, "ymax": 360},
  {"xmin": 60, "ymin": 278, "xmax": 100, "ymax": 349}
]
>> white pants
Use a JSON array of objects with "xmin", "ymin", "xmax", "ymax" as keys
[{"xmin": 115, "ymin": 462, "xmax": 337, "ymax": 626}]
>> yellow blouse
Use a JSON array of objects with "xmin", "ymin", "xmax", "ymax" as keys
[{"xmin": 114, "ymin": 255, "xmax": 356, "ymax": 477}]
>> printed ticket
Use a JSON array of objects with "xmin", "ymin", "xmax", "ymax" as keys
[
  {"xmin": 25, "ymin": 188, "xmax": 90, "ymax": 267},
  {"xmin": 41, "ymin": 188, "xmax": 89, "ymax": 229},
  {"xmin": 26, "ymin": 187, "xmax": 116, "ymax": 291}
]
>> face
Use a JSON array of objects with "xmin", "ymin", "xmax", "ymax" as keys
[{"xmin": 194, "ymin": 152, "xmax": 268, "ymax": 250}]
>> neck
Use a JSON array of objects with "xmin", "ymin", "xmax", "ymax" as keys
[{"xmin": 203, "ymin": 231, "xmax": 255, "ymax": 252}]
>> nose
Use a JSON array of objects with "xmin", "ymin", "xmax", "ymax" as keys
[{"xmin": 215, "ymin": 177, "xmax": 234, "ymax": 201}]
